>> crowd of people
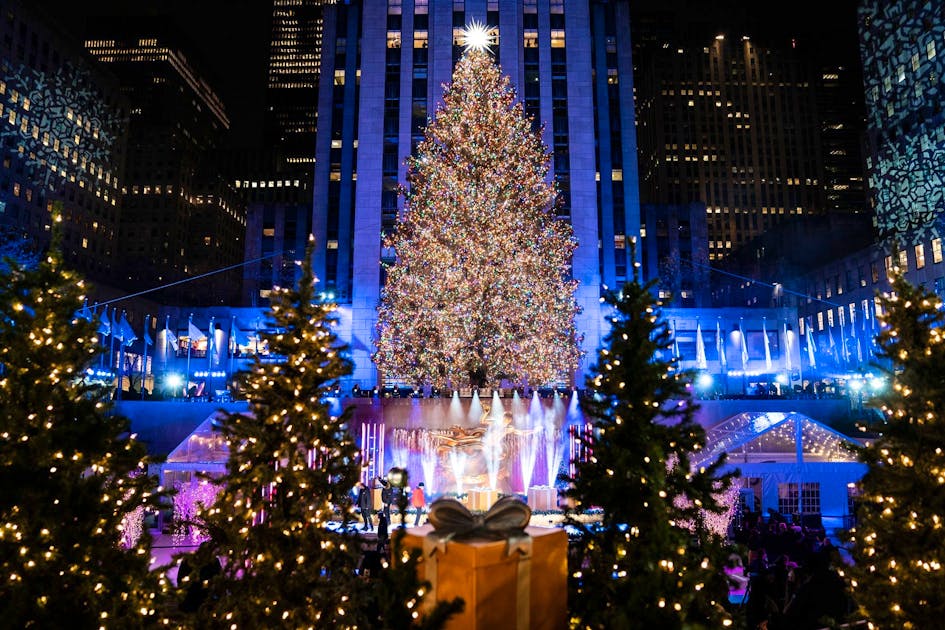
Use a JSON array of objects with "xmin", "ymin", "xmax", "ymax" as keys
[{"xmin": 727, "ymin": 514, "xmax": 852, "ymax": 629}]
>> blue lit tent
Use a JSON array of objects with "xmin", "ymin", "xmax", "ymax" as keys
[{"xmin": 694, "ymin": 411, "xmax": 867, "ymax": 530}]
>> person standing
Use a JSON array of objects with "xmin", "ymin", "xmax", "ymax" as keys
[
  {"xmin": 411, "ymin": 482, "xmax": 426, "ymax": 526},
  {"xmin": 357, "ymin": 480, "xmax": 374, "ymax": 531},
  {"xmin": 378, "ymin": 477, "xmax": 393, "ymax": 521}
]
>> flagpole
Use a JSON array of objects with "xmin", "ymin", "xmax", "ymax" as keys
[
  {"xmin": 108, "ymin": 307, "xmax": 116, "ymax": 387},
  {"xmin": 117, "ymin": 310, "xmax": 126, "ymax": 403},
  {"xmin": 207, "ymin": 316, "xmax": 215, "ymax": 401},
  {"xmin": 163, "ymin": 315, "xmax": 170, "ymax": 374},
  {"xmin": 229, "ymin": 315, "xmax": 236, "ymax": 382},
  {"xmin": 140, "ymin": 315, "xmax": 149, "ymax": 400},
  {"xmin": 186, "ymin": 313, "xmax": 193, "ymax": 398},
  {"xmin": 96, "ymin": 304, "xmax": 105, "ymax": 369}
]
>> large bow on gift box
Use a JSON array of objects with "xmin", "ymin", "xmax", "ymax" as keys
[{"xmin": 427, "ymin": 495, "xmax": 531, "ymax": 543}]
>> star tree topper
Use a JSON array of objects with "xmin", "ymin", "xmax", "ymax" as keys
[{"xmin": 461, "ymin": 20, "xmax": 496, "ymax": 53}]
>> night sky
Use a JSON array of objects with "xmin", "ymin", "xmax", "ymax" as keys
[{"xmin": 32, "ymin": 0, "xmax": 862, "ymax": 151}]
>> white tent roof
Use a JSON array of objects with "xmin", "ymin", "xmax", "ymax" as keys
[
  {"xmin": 165, "ymin": 412, "xmax": 230, "ymax": 465},
  {"xmin": 694, "ymin": 411, "xmax": 860, "ymax": 467}
]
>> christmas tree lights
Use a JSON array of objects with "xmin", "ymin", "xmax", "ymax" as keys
[
  {"xmin": 190, "ymin": 237, "xmax": 458, "ymax": 627},
  {"xmin": 847, "ymin": 270, "xmax": 945, "ymax": 628},
  {"xmin": 0, "ymin": 207, "xmax": 167, "ymax": 627},
  {"xmin": 563, "ymin": 262, "xmax": 735, "ymax": 629},
  {"xmin": 374, "ymin": 48, "xmax": 581, "ymax": 388}
]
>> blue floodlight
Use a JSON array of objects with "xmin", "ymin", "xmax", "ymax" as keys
[
  {"xmin": 165, "ymin": 373, "xmax": 184, "ymax": 389},
  {"xmin": 775, "ymin": 373, "xmax": 789, "ymax": 386},
  {"xmin": 696, "ymin": 373, "xmax": 714, "ymax": 390}
]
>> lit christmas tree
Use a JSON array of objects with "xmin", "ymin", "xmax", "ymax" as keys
[
  {"xmin": 0, "ymin": 211, "xmax": 168, "ymax": 627},
  {"xmin": 563, "ymin": 263, "xmax": 734, "ymax": 629},
  {"xmin": 847, "ymin": 271, "xmax": 945, "ymax": 628},
  {"xmin": 374, "ymin": 42, "xmax": 581, "ymax": 389},
  {"xmin": 192, "ymin": 237, "xmax": 457, "ymax": 627}
]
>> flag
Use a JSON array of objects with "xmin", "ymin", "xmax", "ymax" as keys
[
  {"xmin": 165, "ymin": 319, "xmax": 179, "ymax": 352},
  {"xmin": 207, "ymin": 317, "xmax": 215, "ymax": 360},
  {"xmin": 716, "ymin": 320, "xmax": 727, "ymax": 369},
  {"xmin": 762, "ymin": 319, "xmax": 772, "ymax": 372},
  {"xmin": 110, "ymin": 308, "xmax": 118, "ymax": 340},
  {"xmin": 188, "ymin": 320, "xmax": 207, "ymax": 342},
  {"xmin": 783, "ymin": 323, "xmax": 793, "ymax": 372},
  {"xmin": 695, "ymin": 322, "xmax": 707, "ymax": 370},
  {"xmin": 738, "ymin": 320, "xmax": 749, "ymax": 369},
  {"xmin": 74, "ymin": 300, "xmax": 93, "ymax": 322},
  {"xmin": 98, "ymin": 306, "xmax": 111, "ymax": 336},
  {"xmin": 671, "ymin": 320, "xmax": 680, "ymax": 361},
  {"xmin": 828, "ymin": 325, "xmax": 838, "ymax": 364},
  {"xmin": 118, "ymin": 312, "xmax": 137, "ymax": 347},
  {"xmin": 143, "ymin": 315, "xmax": 153, "ymax": 347},
  {"xmin": 806, "ymin": 318, "xmax": 817, "ymax": 370},
  {"xmin": 839, "ymin": 318, "xmax": 850, "ymax": 364}
]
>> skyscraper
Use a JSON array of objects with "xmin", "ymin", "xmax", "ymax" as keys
[
  {"xmin": 266, "ymin": 0, "xmax": 329, "ymax": 172},
  {"xmin": 0, "ymin": 0, "xmax": 127, "ymax": 279},
  {"xmin": 313, "ymin": 0, "xmax": 643, "ymax": 387},
  {"xmin": 634, "ymin": 31, "xmax": 827, "ymax": 260},
  {"xmin": 85, "ymin": 31, "xmax": 246, "ymax": 305},
  {"xmin": 859, "ymin": 1, "xmax": 945, "ymax": 250}
]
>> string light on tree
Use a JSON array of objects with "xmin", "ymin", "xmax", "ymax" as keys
[
  {"xmin": 847, "ymin": 269, "xmax": 945, "ymax": 629},
  {"xmin": 0, "ymin": 203, "xmax": 168, "ymax": 627},
  {"xmin": 374, "ymin": 46, "xmax": 581, "ymax": 388},
  {"xmin": 561, "ymin": 254, "xmax": 735, "ymax": 628}
]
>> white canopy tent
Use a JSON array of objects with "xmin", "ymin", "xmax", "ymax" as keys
[
  {"xmin": 160, "ymin": 412, "xmax": 230, "ymax": 488},
  {"xmin": 696, "ymin": 411, "xmax": 868, "ymax": 529}
]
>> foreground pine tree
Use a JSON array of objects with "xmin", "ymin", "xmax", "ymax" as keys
[
  {"xmin": 0, "ymin": 216, "xmax": 167, "ymax": 627},
  {"xmin": 847, "ymin": 272, "xmax": 945, "ymax": 628},
  {"xmin": 374, "ymin": 47, "xmax": 580, "ymax": 388},
  {"xmin": 192, "ymin": 237, "xmax": 456, "ymax": 627},
  {"xmin": 563, "ymin": 272, "xmax": 734, "ymax": 629}
]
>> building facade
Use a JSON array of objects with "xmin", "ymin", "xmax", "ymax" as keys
[
  {"xmin": 0, "ymin": 1, "xmax": 127, "ymax": 279},
  {"xmin": 313, "ymin": 0, "xmax": 643, "ymax": 387},
  {"xmin": 85, "ymin": 32, "xmax": 246, "ymax": 305},
  {"xmin": 634, "ymin": 30, "xmax": 827, "ymax": 260},
  {"xmin": 859, "ymin": 0, "xmax": 945, "ymax": 291},
  {"xmin": 640, "ymin": 202, "xmax": 711, "ymax": 307},
  {"xmin": 266, "ymin": 0, "xmax": 328, "ymax": 174}
]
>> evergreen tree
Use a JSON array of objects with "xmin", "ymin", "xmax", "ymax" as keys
[
  {"xmin": 193, "ymin": 237, "xmax": 457, "ymax": 628},
  {"xmin": 0, "ymin": 213, "xmax": 167, "ymax": 627},
  {"xmin": 374, "ymin": 46, "xmax": 580, "ymax": 389},
  {"xmin": 847, "ymin": 271, "xmax": 945, "ymax": 628},
  {"xmin": 563, "ymin": 271, "xmax": 734, "ymax": 629}
]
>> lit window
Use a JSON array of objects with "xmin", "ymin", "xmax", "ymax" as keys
[
  {"xmin": 897, "ymin": 65, "xmax": 906, "ymax": 82},
  {"xmin": 928, "ymin": 40, "xmax": 937, "ymax": 60},
  {"xmin": 82, "ymin": 238, "xmax": 88, "ymax": 249},
  {"xmin": 334, "ymin": 70, "xmax": 345, "ymax": 86},
  {"xmin": 827, "ymin": 309, "xmax": 834, "ymax": 327},
  {"xmin": 912, "ymin": 53, "xmax": 920, "ymax": 72},
  {"xmin": 263, "ymin": 228, "xmax": 275, "ymax": 237},
  {"xmin": 916, "ymin": 243, "xmax": 926, "ymax": 269},
  {"xmin": 933, "ymin": 238, "xmax": 943, "ymax": 263},
  {"xmin": 898, "ymin": 249, "xmax": 909, "ymax": 271}
]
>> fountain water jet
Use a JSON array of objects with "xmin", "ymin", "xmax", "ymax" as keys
[{"xmin": 448, "ymin": 450, "xmax": 468, "ymax": 494}]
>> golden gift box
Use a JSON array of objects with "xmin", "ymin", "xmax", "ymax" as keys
[
  {"xmin": 467, "ymin": 488, "xmax": 500, "ymax": 511},
  {"xmin": 526, "ymin": 485, "xmax": 558, "ymax": 511},
  {"xmin": 404, "ymin": 524, "xmax": 567, "ymax": 630}
]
